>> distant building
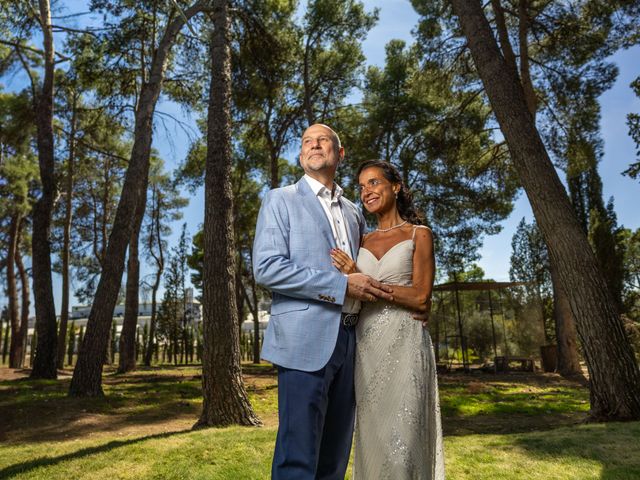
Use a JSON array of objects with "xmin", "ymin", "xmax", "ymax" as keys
[
  {"xmin": 240, "ymin": 299, "xmax": 271, "ymax": 333},
  {"xmin": 24, "ymin": 292, "xmax": 270, "ymax": 337}
]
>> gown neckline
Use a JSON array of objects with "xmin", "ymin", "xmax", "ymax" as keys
[{"xmin": 359, "ymin": 238, "xmax": 413, "ymax": 263}]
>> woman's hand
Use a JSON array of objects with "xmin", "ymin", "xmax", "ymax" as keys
[
  {"xmin": 411, "ymin": 298, "xmax": 432, "ymax": 328},
  {"xmin": 330, "ymin": 248, "xmax": 358, "ymax": 274}
]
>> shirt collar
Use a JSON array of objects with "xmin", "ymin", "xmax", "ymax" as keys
[{"xmin": 304, "ymin": 174, "xmax": 343, "ymax": 201}]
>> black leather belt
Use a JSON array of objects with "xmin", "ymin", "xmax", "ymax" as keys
[{"xmin": 341, "ymin": 313, "xmax": 359, "ymax": 327}]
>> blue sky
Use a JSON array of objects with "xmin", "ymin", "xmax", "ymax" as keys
[{"xmin": 2, "ymin": 0, "xmax": 639, "ymax": 312}]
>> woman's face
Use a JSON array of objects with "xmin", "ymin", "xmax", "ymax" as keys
[{"xmin": 358, "ymin": 167, "xmax": 400, "ymax": 215}]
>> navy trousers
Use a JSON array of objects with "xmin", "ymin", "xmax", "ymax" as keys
[{"xmin": 272, "ymin": 324, "xmax": 356, "ymax": 480}]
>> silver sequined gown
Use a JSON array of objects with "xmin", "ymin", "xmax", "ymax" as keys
[{"xmin": 353, "ymin": 235, "xmax": 445, "ymax": 480}]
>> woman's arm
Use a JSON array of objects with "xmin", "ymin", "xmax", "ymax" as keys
[{"xmin": 386, "ymin": 227, "xmax": 435, "ymax": 312}]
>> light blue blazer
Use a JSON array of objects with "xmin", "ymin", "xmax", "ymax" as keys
[{"xmin": 253, "ymin": 177, "xmax": 365, "ymax": 372}]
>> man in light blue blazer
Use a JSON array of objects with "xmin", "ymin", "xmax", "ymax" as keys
[{"xmin": 253, "ymin": 124, "xmax": 394, "ymax": 479}]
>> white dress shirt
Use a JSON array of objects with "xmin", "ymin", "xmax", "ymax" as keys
[{"xmin": 304, "ymin": 175, "xmax": 360, "ymax": 314}]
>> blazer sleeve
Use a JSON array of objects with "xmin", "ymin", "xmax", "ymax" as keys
[{"xmin": 252, "ymin": 189, "xmax": 348, "ymax": 305}]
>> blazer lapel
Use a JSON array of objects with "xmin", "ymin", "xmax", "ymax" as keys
[
  {"xmin": 340, "ymin": 199, "xmax": 360, "ymax": 259},
  {"xmin": 296, "ymin": 178, "xmax": 336, "ymax": 248}
]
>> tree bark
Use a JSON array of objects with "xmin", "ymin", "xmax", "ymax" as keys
[
  {"xmin": 490, "ymin": 0, "xmax": 518, "ymax": 74},
  {"xmin": 194, "ymin": 0, "xmax": 260, "ymax": 427},
  {"xmin": 30, "ymin": 0, "xmax": 58, "ymax": 379},
  {"xmin": 69, "ymin": 2, "xmax": 206, "ymax": 396},
  {"xmin": 57, "ymin": 93, "xmax": 77, "ymax": 369},
  {"xmin": 451, "ymin": 0, "xmax": 640, "ymax": 420},
  {"xmin": 302, "ymin": 37, "xmax": 314, "ymax": 125},
  {"xmin": 15, "ymin": 223, "xmax": 31, "ymax": 368},
  {"xmin": 550, "ymin": 265, "xmax": 583, "ymax": 376},
  {"xmin": 118, "ymin": 182, "xmax": 147, "ymax": 373},
  {"xmin": 518, "ymin": 0, "xmax": 537, "ymax": 117},
  {"xmin": 7, "ymin": 213, "xmax": 21, "ymax": 368},
  {"xmin": 144, "ymin": 185, "xmax": 164, "ymax": 367},
  {"xmin": 511, "ymin": 3, "xmax": 581, "ymax": 377},
  {"xmin": 250, "ymin": 275, "xmax": 261, "ymax": 364}
]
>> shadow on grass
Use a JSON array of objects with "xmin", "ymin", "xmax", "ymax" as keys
[
  {"xmin": 512, "ymin": 421, "xmax": 640, "ymax": 480},
  {"xmin": 437, "ymin": 372, "xmax": 590, "ymax": 436},
  {"xmin": 1, "ymin": 366, "xmax": 594, "ymax": 444},
  {"xmin": 0, "ymin": 367, "xmax": 276, "ymax": 445},
  {"xmin": 0, "ymin": 429, "xmax": 191, "ymax": 479}
]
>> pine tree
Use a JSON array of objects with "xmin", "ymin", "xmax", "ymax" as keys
[
  {"xmin": 195, "ymin": 0, "xmax": 260, "ymax": 427},
  {"xmin": 67, "ymin": 322, "xmax": 76, "ymax": 366},
  {"xmin": 450, "ymin": 0, "xmax": 640, "ymax": 420},
  {"xmin": 2, "ymin": 321, "xmax": 10, "ymax": 364},
  {"xmin": 589, "ymin": 199, "xmax": 626, "ymax": 311}
]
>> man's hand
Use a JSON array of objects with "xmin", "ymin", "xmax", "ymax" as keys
[
  {"xmin": 347, "ymin": 273, "xmax": 394, "ymax": 302},
  {"xmin": 411, "ymin": 298, "xmax": 432, "ymax": 328}
]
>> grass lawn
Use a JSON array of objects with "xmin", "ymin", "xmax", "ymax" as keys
[{"xmin": 1, "ymin": 364, "xmax": 639, "ymax": 479}]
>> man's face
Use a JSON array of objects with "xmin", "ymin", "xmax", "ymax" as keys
[{"xmin": 299, "ymin": 124, "xmax": 344, "ymax": 175}]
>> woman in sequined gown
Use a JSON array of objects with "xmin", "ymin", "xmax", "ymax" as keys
[{"xmin": 331, "ymin": 160, "xmax": 444, "ymax": 480}]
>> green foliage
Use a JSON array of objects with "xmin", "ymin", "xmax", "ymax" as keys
[
  {"xmin": 588, "ymin": 198, "xmax": 627, "ymax": 309},
  {"xmin": 142, "ymin": 155, "xmax": 188, "ymax": 276},
  {"xmin": 509, "ymin": 218, "xmax": 551, "ymax": 300},
  {"xmin": 0, "ymin": 151, "xmax": 38, "ymax": 219},
  {"xmin": 301, "ymin": 0, "xmax": 379, "ymax": 123},
  {"xmin": 626, "ymin": 76, "xmax": 640, "ymax": 179},
  {"xmin": 622, "ymin": 228, "xmax": 640, "ymax": 322},
  {"xmin": 70, "ymin": 0, "xmax": 206, "ymax": 110},
  {"xmin": 60, "ymin": 102, "xmax": 130, "ymax": 303},
  {"xmin": 338, "ymin": 40, "xmax": 518, "ymax": 272},
  {"xmin": 1, "ymin": 320, "xmax": 9, "ymax": 364},
  {"xmin": 509, "ymin": 218, "xmax": 554, "ymax": 342},
  {"xmin": 157, "ymin": 225, "xmax": 191, "ymax": 364},
  {"xmin": 0, "ymin": 91, "xmax": 38, "ymax": 221},
  {"xmin": 184, "ymin": 150, "xmax": 264, "ymax": 303}
]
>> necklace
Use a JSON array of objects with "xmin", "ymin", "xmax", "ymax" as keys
[{"xmin": 376, "ymin": 220, "xmax": 408, "ymax": 232}]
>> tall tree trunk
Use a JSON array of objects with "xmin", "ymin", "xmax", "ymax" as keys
[
  {"xmin": 451, "ymin": 0, "xmax": 640, "ymax": 420},
  {"xmin": 302, "ymin": 38, "xmax": 314, "ymax": 125},
  {"xmin": 145, "ymin": 265, "xmax": 162, "ymax": 367},
  {"xmin": 31, "ymin": 0, "xmax": 58, "ymax": 379},
  {"xmin": 550, "ymin": 265, "xmax": 583, "ymax": 376},
  {"xmin": 7, "ymin": 213, "xmax": 21, "ymax": 368},
  {"xmin": 270, "ymin": 151, "xmax": 279, "ymax": 189},
  {"xmin": 250, "ymin": 275, "xmax": 260, "ymax": 364},
  {"xmin": 69, "ymin": 2, "xmax": 206, "ymax": 396},
  {"xmin": 518, "ymin": 0, "xmax": 537, "ymax": 116},
  {"xmin": 118, "ymin": 184, "xmax": 147, "ymax": 373},
  {"xmin": 57, "ymin": 94, "xmax": 77, "ymax": 369},
  {"xmin": 235, "ymin": 266, "xmax": 245, "ymax": 338},
  {"xmin": 490, "ymin": 0, "xmax": 518, "ymax": 74},
  {"xmin": 15, "ymin": 223, "xmax": 30, "ymax": 368},
  {"xmin": 195, "ymin": 1, "xmax": 260, "ymax": 427},
  {"xmin": 516, "ymin": 4, "xmax": 581, "ymax": 373},
  {"xmin": 144, "ymin": 187, "xmax": 164, "ymax": 367}
]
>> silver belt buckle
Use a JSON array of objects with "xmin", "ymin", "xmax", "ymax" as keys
[{"xmin": 342, "ymin": 313, "xmax": 358, "ymax": 327}]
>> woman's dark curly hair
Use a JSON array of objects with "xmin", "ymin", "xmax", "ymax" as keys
[{"xmin": 356, "ymin": 160, "xmax": 424, "ymax": 226}]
